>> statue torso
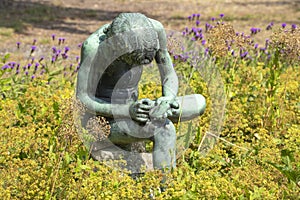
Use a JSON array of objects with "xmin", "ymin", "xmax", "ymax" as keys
[{"xmin": 95, "ymin": 60, "xmax": 143, "ymax": 103}]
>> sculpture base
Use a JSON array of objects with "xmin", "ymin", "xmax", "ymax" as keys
[{"xmin": 91, "ymin": 140, "xmax": 153, "ymax": 173}]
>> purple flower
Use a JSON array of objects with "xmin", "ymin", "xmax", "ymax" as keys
[
  {"xmin": 254, "ymin": 43, "xmax": 259, "ymax": 49},
  {"xmin": 76, "ymin": 56, "xmax": 80, "ymax": 62},
  {"xmin": 1, "ymin": 65, "xmax": 8, "ymax": 70},
  {"xmin": 251, "ymin": 27, "xmax": 261, "ymax": 34},
  {"xmin": 191, "ymin": 27, "xmax": 197, "ymax": 33},
  {"xmin": 25, "ymin": 71, "xmax": 29, "ymax": 76},
  {"xmin": 205, "ymin": 48, "xmax": 209, "ymax": 56},
  {"xmin": 61, "ymin": 53, "xmax": 68, "ymax": 59},
  {"xmin": 220, "ymin": 14, "xmax": 224, "ymax": 18},
  {"xmin": 265, "ymin": 38, "xmax": 270, "ymax": 47},
  {"xmin": 33, "ymin": 39, "xmax": 37, "ymax": 45},
  {"xmin": 195, "ymin": 33, "xmax": 202, "ymax": 39},
  {"xmin": 201, "ymin": 40, "xmax": 206, "ymax": 45},
  {"xmin": 55, "ymin": 54, "xmax": 59, "ymax": 61},
  {"xmin": 266, "ymin": 22, "xmax": 274, "ymax": 30},
  {"xmin": 205, "ymin": 23, "xmax": 211, "ymax": 32},
  {"xmin": 35, "ymin": 62, "xmax": 39, "ymax": 70},
  {"xmin": 51, "ymin": 34, "xmax": 56, "ymax": 40},
  {"xmin": 64, "ymin": 46, "xmax": 70, "ymax": 53},
  {"xmin": 40, "ymin": 69, "xmax": 45, "ymax": 75},
  {"xmin": 31, "ymin": 57, "xmax": 35, "ymax": 63},
  {"xmin": 52, "ymin": 46, "xmax": 57, "ymax": 53},
  {"xmin": 196, "ymin": 20, "xmax": 200, "ymax": 26},
  {"xmin": 188, "ymin": 16, "xmax": 192, "ymax": 21},
  {"xmin": 16, "ymin": 70, "xmax": 19, "ymax": 75},
  {"xmin": 260, "ymin": 47, "xmax": 266, "ymax": 52},
  {"xmin": 173, "ymin": 55, "xmax": 179, "ymax": 60},
  {"xmin": 211, "ymin": 17, "xmax": 215, "ymax": 21},
  {"xmin": 292, "ymin": 24, "xmax": 297, "ymax": 30},
  {"xmin": 31, "ymin": 75, "xmax": 35, "ymax": 79},
  {"xmin": 39, "ymin": 56, "xmax": 44, "ymax": 62},
  {"xmin": 77, "ymin": 43, "xmax": 82, "ymax": 48},
  {"xmin": 51, "ymin": 56, "xmax": 56, "ymax": 63},
  {"xmin": 240, "ymin": 51, "xmax": 248, "ymax": 59},
  {"xmin": 196, "ymin": 14, "xmax": 200, "ymax": 19},
  {"xmin": 16, "ymin": 42, "xmax": 21, "ymax": 49},
  {"xmin": 31, "ymin": 46, "xmax": 37, "ymax": 53},
  {"xmin": 27, "ymin": 63, "xmax": 32, "ymax": 69},
  {"xmin": 9, "ymin": 62, "xmax": 16, "ymax": 67},
  {"xmin": 281, "ymin": 23, "xmax": 287, "ymax": 28},
  {"xmin": 182, "ymin": 31, "xmax": 186, "ymax": 36}
]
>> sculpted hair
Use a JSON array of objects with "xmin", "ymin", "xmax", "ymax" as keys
[{"xmin": 104, "ymin": 13, "xmax": 154, "ymax": 37}]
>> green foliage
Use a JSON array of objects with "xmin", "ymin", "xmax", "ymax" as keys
[
  {"xmin": 267, "ymin": 149, "xmax": 300, "ymax": 187},
  {"xmin": 0, "ymin": 16, "xmax": 299, "ymax": 199}
]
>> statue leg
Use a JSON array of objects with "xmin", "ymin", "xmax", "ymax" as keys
[
  {"xmin": 108, "ymin": 118, "xmax": 176, "ymax": 170},
  {"xmin": 108, "ymin": 119, "xmax": 150, "ymax": 144},
  {"xmin": 169, "ymin": 94, "xmax": 206, "ymax": 123},
  {"xmin": 151, "ymin": 119, "xmax": 176, "ymax": 170}
]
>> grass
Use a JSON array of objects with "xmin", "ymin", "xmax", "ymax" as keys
[{"xmin": 0, "ymin": 28, "xmax": 14, "ymax": 37}]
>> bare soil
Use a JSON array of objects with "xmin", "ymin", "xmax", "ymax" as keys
[{"xmin": 0, "ymin": 0, "xmax": 299, "ymax": 49}]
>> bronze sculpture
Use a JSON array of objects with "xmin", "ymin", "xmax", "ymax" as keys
[{"xmin": 76, "ymin": 13, "xmax": 206, "ymax": 171}]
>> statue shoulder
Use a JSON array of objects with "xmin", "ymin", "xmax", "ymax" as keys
[
  {"xmin": 81, "ymin": 24, "xmax": 110, "ymax": 55},
  {"xmin": 149, "ymin": 18, "xmax": 164, "ymax": 32},
  {"xmin": 148, "ymin": 18, "xmax": 167, "ymax": 49}
]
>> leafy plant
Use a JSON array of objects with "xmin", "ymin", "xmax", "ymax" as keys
[{"xmin": 267, "ymin": 149, "xmax": 300, "ymax": 187}]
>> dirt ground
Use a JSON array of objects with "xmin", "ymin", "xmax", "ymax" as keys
[{"xmin": 0, "ymin": 0, "xmax": 300, "ymax": 49}]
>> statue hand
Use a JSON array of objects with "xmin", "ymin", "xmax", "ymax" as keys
[
  {"xmin": 166, "ymin": 100, "xmax": 180, "ymax": 118},
  {"xmin": 150, "ymin": 97, "xmax": 180, "ymax": 119},
  {"xmin": 129, "ymin": 98, "xmax": 155, "ymax": 123}
]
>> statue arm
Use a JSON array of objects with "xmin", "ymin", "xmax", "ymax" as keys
[
  {"xmin": 76, "ymin": 25, "xmax": 131, "ymax": 118},
  {"xmin": 151, "ymin": 19, "xmax": 179, "ymax": 100}
]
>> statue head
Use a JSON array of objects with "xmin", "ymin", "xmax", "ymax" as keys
[{"xmin": 104, "ymin": 13, "xmax": 159, "ymax": 65}]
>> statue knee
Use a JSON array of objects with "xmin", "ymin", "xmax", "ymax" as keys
[
  {"xmin": 194, "ymin": 94, "xmax": 206, "ymax": 115},
  {"xmin": 153, "ymin": 120, "xmax": 176, "ymax": 142},
  {"xmin": 165, "ymin": 120, "xmax": 176, "ymax": 139},
  {"xmin": 174, "ymin": 94, "xmax": 206, "ymax": 122}
]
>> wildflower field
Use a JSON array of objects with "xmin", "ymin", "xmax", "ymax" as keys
[{"xmin": 0, "ymin": 1, "xmax": 299, "ymax": 199}]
